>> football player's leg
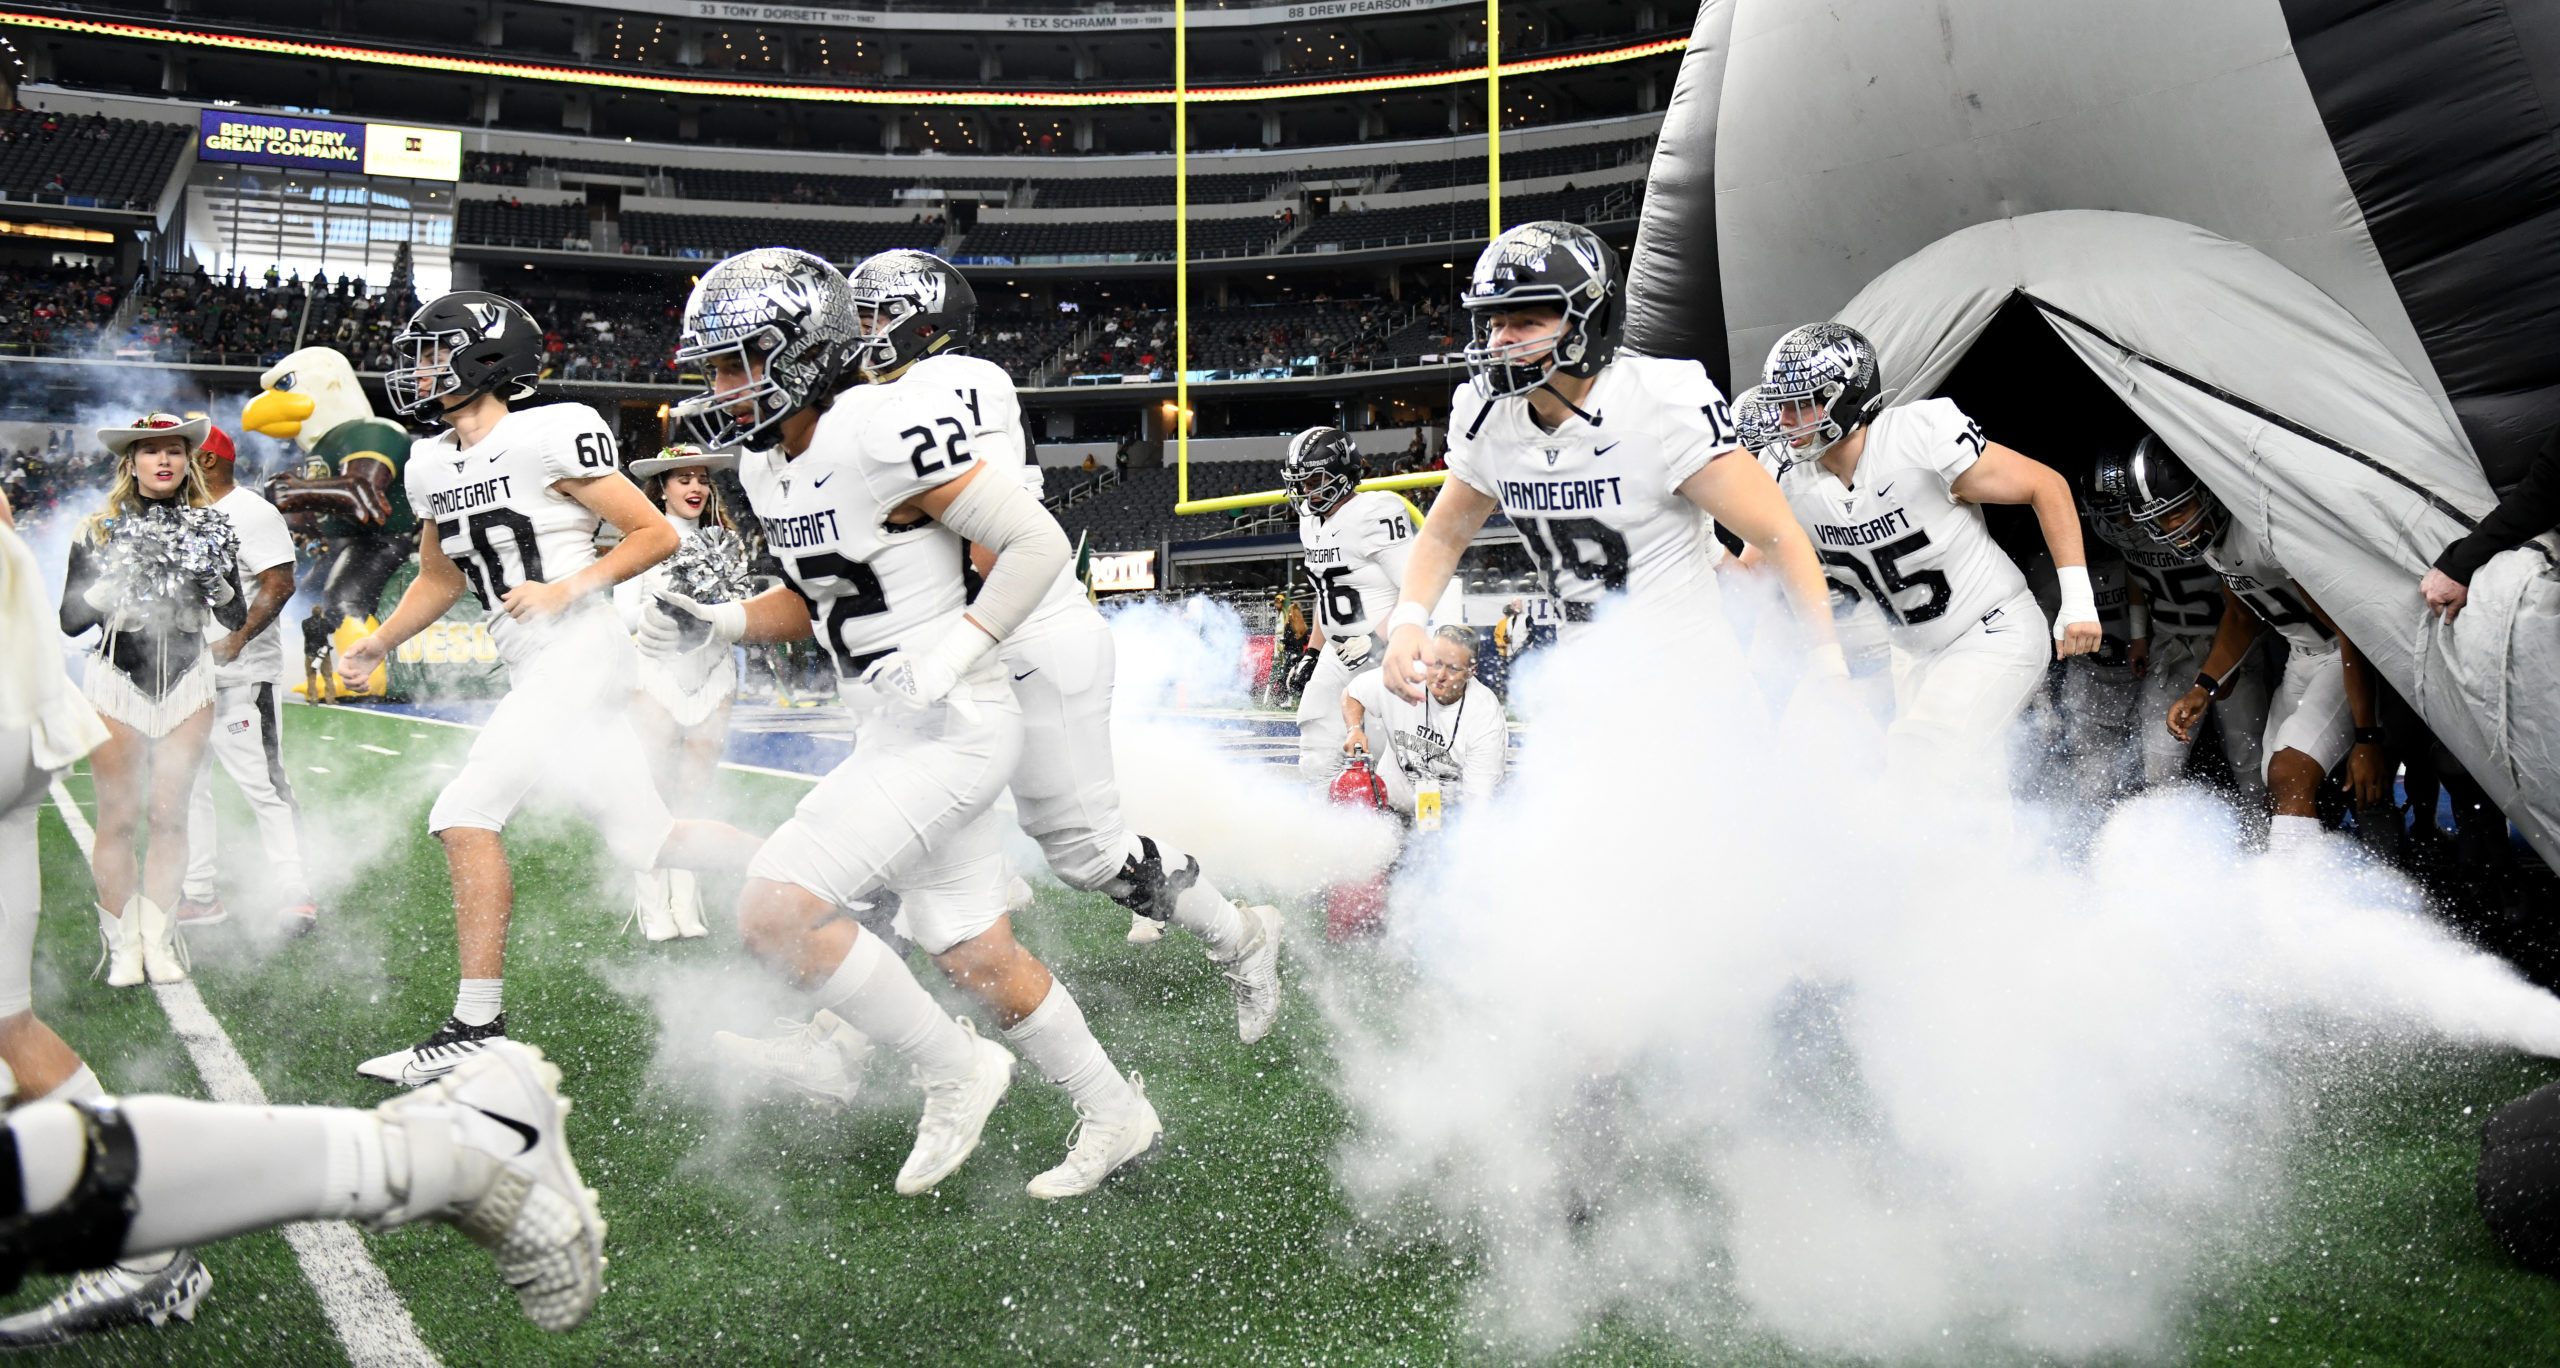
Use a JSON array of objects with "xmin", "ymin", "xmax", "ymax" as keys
[
  {"xmin": 906, "ymin": 829, "xmax": 1158, "ymax": 1198},
  {"xmin": 0, "ymin": 733, "xmax": 88, "ymax": 1102},
  {"xmin": 2137, "ymin": 634, "xmax": 2204, "ymax": 785},
  {"xmin": 2263, "ymin": 648, "xmax": 2352, "ymax": 849},
  {"xmin": 2215, "ymin": 647, "xmax": 2272, "ymax": 802},
  {"xmin": 1295, "ymin": 650, "xmax": 1352, "ymax": 781},
  {"xmin": 1884, "ymin": 600, "xmax": 2048, "ymax": 805},
  {"xmin": 2, "ymin": 1042, "xmax": 606, "ymax": 1334}
]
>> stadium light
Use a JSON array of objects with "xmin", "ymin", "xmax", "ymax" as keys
[{"xmin": 0, "ymin": 11, "xmax": 1681, "ymax": 108}]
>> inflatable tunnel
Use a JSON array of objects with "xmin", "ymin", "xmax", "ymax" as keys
[{"xmin": 1623, "ymin": 0, "xmax": 2560, "ymax": 868}]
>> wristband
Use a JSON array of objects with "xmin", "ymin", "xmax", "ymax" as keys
[
  {"xmin": 1384, "ymin": 600, "xmax": 1430, "ymax": 634},
  {"xmin": 1806, "ymin": 642, "xmax": 1849, "ymax": 681},
  {"xmin": 2193, "ymin": 671, "xmax": 2219, "ymax": 695},
  {"xmin": 2052, "ymin": 565, "xmax": 2098, "ymax": 640},
  {"xmin": 2355, "ymin": 726, "xmax": 2387, "ymax": 746},
  {"xmin": 2126, "ymin": 600, "xmax": 2150, "ymax": 640}
]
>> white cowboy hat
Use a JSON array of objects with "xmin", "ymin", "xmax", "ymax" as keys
[
  {"xmin": 628, "ymin": 447, "xmax": 739, "ymax": 479},
  {"xmin": 97, "ymin": 412, "xmax": 211, "ymax": 458}
]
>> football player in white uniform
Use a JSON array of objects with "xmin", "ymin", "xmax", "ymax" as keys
[
  {"xmin": 2083, "ymin": 441, "xmax": 2269, "ymax": 798},
  {"xmin": 647, "ymin": 248, "xmax": 1158, "ymax": 1198},
  {"xmin": 1759, "ymin": 323, "xmax": 2102, "ymax": 793},
  {"xmin": 338, "ymin": 292, "xmax": 762, "ymax": 1085},
  {"xmin": 1379, "ymin": 222, "xmax": 1843, "ymax": 700},
  {"xmin": 838, "ymin": 249, "xmax": 1283, "ymax": 1039},
  {"xmin": 2130, "ymin": 441, "xmax": 2389, "ymax": 852},
  {"xmin": 1285, "ymin": 427, "xmax": 1427, "ymax": 779}
]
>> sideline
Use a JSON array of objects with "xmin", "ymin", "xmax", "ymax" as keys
[{"xmin": 45, "ymin": 778, "xmax": 445, "ymax": 1368}]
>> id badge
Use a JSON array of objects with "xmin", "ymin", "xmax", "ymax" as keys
[{"xmin": 1414, "ymin": 785, "xmax": 1444, "ymax": 833}]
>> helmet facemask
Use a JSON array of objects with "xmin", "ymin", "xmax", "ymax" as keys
[
  {"xmin": 2130, "ymin": 483, "xmax": 2227, "ymax": 560},
  {"xmin": 1766, "ymin": 385, "xmax": 1846, "ymax": 458},
  {"xmin": 1460, "ymin": 222, "xmax": 1618, "ymax": 402},
  {"xmin": 671, "ymin": 328, "xmax": 795, "ymax": 450},
  {"xmin": 385, "ymin": 327, "xmax": 464, "ymax": 419}
]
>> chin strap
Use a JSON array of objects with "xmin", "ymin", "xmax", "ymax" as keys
[{"xmin": 1535, "ymin": 380, "xmax": 1603, "ymax": 427}]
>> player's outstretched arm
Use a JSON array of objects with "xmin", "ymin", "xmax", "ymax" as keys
[
  {"xmin": 1950, "ymin": 442, "xmax": 2101, "ymax": 658},
  {"xmin": 1677, "ymin": 453, "xmax": 1843, "ymax": 674},
  {"xmin": 1382, "ymin": 478, "xmax": 1496, "ymax": 702},
  {"xmin": 2166, "ymin": 585, "xmax": 2265, "ymax": 742},
  {"xmin": 502, "ymin": 472, "xmax": 677, "ymax": 621},
  {"xmin": 852, "ymin": 461, "xmax": 1071, "ymax": 711},
  {"xmin": 341, "ymin": 525, "xmax": 465, "ymax": 683}
]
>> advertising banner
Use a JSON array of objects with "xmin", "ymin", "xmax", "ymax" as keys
[{"xmin": 197, "ymin": 111, "xmax": 462, "ymax": 181}]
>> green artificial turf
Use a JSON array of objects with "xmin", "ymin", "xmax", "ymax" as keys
[{"xmin": 10, "ymin": 701, "xmax": 2560, "ymax": 1366}]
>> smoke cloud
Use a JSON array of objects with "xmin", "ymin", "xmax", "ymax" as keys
[{"xmin": 1321, "ymin": 583, "xmax": 2560, "ymax": 1362}]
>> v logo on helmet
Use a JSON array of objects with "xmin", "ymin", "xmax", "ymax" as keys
[{"xmin": 465, "ymin": 302, "xmax": 507, "ymax": 339}]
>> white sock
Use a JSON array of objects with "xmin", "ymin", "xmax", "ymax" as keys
[
  {"xmin": 6, "ymin": 1098, "xmax": 381, "ymax": 1255},
  {"xmin": 39, "ymin": 1065, "xmax": 103, "ymax": 1103},
  {"xmin": 453, "ymin": 978, "xmax": 503, "ymax": 1027},
  {"xmin": 2270, "ymin": 814, "xmax": 2322, "ymax": 853},
  {"xmin": 811, "ymin": 931, "xmax": 975, "ymax": 1080},
  {"xmin": 1003, "ymin": 981, "xmax": 1135, "ymax": 1118},
  {"xmin": 1121, "ymin": 835, "xmax": 1247, "ymax": 959}
]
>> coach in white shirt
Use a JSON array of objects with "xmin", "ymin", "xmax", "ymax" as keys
[
  {"xmin": 178, "ymin": 427, "xmax": 313, "ymax": 932},
  {"xmin": 1342, "ymin": 624, "xmax": 1507, "ymax": 821}
]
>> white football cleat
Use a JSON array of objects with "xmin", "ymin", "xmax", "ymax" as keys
[
  {"xmin": 712, "ymin": 1010, "xmax": 876, "ymax": 1106},
  {"xmin": 1220, "ymin": 902, "xmax": 1283, "ymax": 1044},
  {"xmin": 1125, "ymin": 912, "xmax": 1164, "ymax": 945},
  {"xmin": 357, "ymin": 1015, "xmax": 509, "ymax": 1085},
  {"xmin": 95, "ymin": 903, "xmax": 142, "ymax": 988},
  {"xmin": 371, "ymin": 1040, "xmax": 607, "ymax": 1332},
  {"xmin": 629, "ymin": 870, "xmax": 679, "ymax": 942},
  {"xmin": 0, "ymin": 1252, "xmax": 211, "ymax": 1348},
  {"xmin": 667, "ymin": 869, "xmax": 709, "ymax": 939},
  {"xmin": 1027, "ymin": 1074, "xmax": 1162, "ymax": 1200},
  {"xmin": 895, "ymin": 1020, "xmax": 1013, "ymax": 1196},
  {"xmin": 133, "ymin": 896, "xmax": 187, "ymax": 985}
]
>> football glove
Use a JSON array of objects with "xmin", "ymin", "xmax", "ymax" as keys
[
  {"xmin": 1285, "ymin": 649, "xmax": 1321, "ymax": 695},
  {"xmin": 1332, "ymin": 633, "xmax": 1375, "ymax": 669},
  {"xmin": 640, "ymin": 591, "xmax": 744, "ymax": 658},
  {"xmin": 859, "ymin": 620, "xmax": 996, "ymax": 718}
]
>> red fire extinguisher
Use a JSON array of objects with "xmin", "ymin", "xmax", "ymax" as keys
[{"xmin": 1327, "ymin": 754, "xmax": 1390, "ymax": 942}]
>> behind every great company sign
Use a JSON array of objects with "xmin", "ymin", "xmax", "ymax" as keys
[{"xmin": 196, "ymin": 110, "xmax": 460, "ymax": 180}]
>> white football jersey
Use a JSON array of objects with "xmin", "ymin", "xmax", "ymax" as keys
[
  {"xmin": 2201, "ymin": 515, "xmax": 2337, "ymax": 654},
  {"xmin": 736, "ymin": 379, "xmax": 986, "ymax": 674},
  {"xmin": 907, "ymin": 351, "xmax": 1090, "ymax": 635},
  {"xmin": 2118, "ymin": 539, "xmax": 2225, "ymax": 642},
  {"xmin": 1778, "ymin": 398, "xmax": 2029, "ymax": 657},
  {"xmin": 407, "ymin": 401, "xmax": 624, "ymax": 665},
  {"xmin": 1445, "ymin": 355, "xmax": 1732, "ymax": 619},
  {"xmin": 1300, "ymin": 489, "xmax": 1416, "ymax": 641}
]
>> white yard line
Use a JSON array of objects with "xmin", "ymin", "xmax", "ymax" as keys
[{"xmin": 46, "ymin": 778, "xmax": 446, "ymax": 1368}]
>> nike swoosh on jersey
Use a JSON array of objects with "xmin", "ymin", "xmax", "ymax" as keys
[
  {"xmin": 1875, "ymin": 481, "xmax": 1897, "ymax": 497},
  {"xmin": 1013, "ymin": 668, "xmax": 1038, "ymax": 681},
  {"xmin": 813, "ymin": 472, "xmax": 835, "ymax": 488},
  {"xmin": 1594, "ymin": 442, "xmax": 1620, "ymax": 457},
  {"xmin": 472, "ymin": 1105, "xmax": 542, "ymax": 1156}
]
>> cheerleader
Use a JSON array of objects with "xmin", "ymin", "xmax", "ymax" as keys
[
  {"xmin": 613, "ymin": 445, "xmax": 741, "ymax": 940},
  {"xmin": 57, "ymin": 414, "xmax": 244, "ymax": 987}
]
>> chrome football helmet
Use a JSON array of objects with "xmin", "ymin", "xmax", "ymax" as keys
[
  {"xmin": 671, "ymin": 247, "xmax": 858, "ymax": 450},
  {"xmin": 1759, "ymin": 321, "xmax": 1885, "ymax": 458}
]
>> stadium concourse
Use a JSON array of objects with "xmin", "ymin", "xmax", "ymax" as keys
[{"xmin": 4, "ymin": 0, "xmax": 2560, "ymax": 1362}]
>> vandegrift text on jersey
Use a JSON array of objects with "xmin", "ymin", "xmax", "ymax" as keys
[
  {"xmin": 1497, "ymin": 476, "xmax": 1626, "ymax": 512},
  {"xmin": 424, "ymin": 476, "xmax": 517, "ymax": 519},
  {"xmin": 760, "ymin": 508, "xmax": 844, "ymax": 551}
]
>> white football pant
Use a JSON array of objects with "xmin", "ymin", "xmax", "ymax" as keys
[
  {"xmin": 1295, "ymin": 647, "xmax": 1366, "ymax": 782},
  {"xmin": 2259, "ymin": 641, "xmax": 2354, "ymax": 780},
  {"xmin": 427, "ymin": 614, "xmax": 674, "ymax": 872},
  {"xmin": 0, "ymin": 727, "xmax": 44, "ymax": 1017},
  {"xmin": 1887, "ymin": 589, "xmax": 2050, "ymax": 808},
  {"xmin": 183, "ymin": 681, "xmax": 308, "ymax": 905},
  {"xmin": 2137, "ymin": 631, "xmax": 2269, "ymax": 797},
  {"xmin": 1000, "ymin": 611, "xmax": 1142, "ymax": 890},
  {"xmin": 748, "ymin": 674, "xmax": 1023, "ymax": 956}
]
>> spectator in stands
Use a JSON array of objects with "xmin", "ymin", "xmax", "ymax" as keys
[{"xmin": 1081, "ymin": 453, "xmax": 1099, "ymax": 474}]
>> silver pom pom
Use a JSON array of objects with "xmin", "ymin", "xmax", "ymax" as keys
[
  {"xmin": 664, "ymin": 527, "xmax": 751, "ymax": 604},
  {"xmin": 95, "ymin": 504, "xmax": 237, "ymax": 617}
]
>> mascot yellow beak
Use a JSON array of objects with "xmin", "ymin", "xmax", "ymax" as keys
[{"xmin": 243, "ymin": 389, "xmax": 316, "ymax": 439}]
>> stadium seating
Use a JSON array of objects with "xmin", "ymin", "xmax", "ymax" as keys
[
  {"xmin": 955, "ymin": 216, "xmax": 1281, "ymax": 263},
  {"xmin": 455, "ymin": 198, "xmax": 591, "ymax": 250},
  {"xmin": 619, "ymin": 213, "xmax": 943, "ymax": 262},
  {"xmin": 0, "ymin": 110, "xmax": 185, "ymax": 210},
  {"xmin": 1289, "ymin": 184, "xmax": 1636, "ymax": 252},
  {"xmin": 1048, "ymin": 460, "xmax": 1291, "ymax": 552}
]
